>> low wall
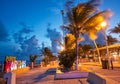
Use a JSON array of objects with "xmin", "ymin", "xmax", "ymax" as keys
[{"xmin": 12, "ymin": 67, "xmax": 30, "ymax": 74}]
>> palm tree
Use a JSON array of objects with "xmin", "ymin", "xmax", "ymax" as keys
[
  {"xmin": 109, "ymin": 23, "xmax": 120, "ymax": 57},
  {"xmin": 29, "ymin": 55, "xmax": 37, "ymax": 69},
  {"xmin": 107, "ymin": 35, "xmax": 118, "ymax": 45},
  {"xmin": 110, "ymin": 23, "xmax": 120, "ymax": 42},
  {"xmin": 64, "ymin": 0, "xmax": 112, "ymax": 70},
  {"xmin": 110, "ymin": 23, "xmax": 120, "ymax": 34},
  {"xmin": 42, "ymin": 47, "xmax": 54, "ymax": 65},
  {"xmin": 82, "ymin": 44, "xmax": 93, "ymax": 58},
  {"xmin": 58, "ymin": 34, "xmax": 76, "ymax": 69}
]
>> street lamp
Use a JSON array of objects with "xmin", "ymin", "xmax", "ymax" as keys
[
  {"xmin": 61, "ymin": 10, "xmax": 65, "ymax": 39},
  {"xmin": 101, "ymin": 21, "xmax": 110, "ymax": 68},
  {"xmin": 61, "ymin": 10, "xmax": 66, "ymax": 51},
  {"xmin": 101, "ymin": 21, "xmax": 107, "ymax": 28},
  {"xmin": 60, "ymin": 45, "xmax": 65, "ymax": 52}
]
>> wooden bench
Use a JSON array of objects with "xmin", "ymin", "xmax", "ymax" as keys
[{"xmin": 79, "ymin": 72, "xmax": 106, "ymax": 84}]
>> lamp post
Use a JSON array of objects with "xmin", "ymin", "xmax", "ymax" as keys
[
  {"xmin": 61, "ymin": 10, "xmax": 66, "ymax": 51},
  {"xmin": 61, "ymin": 10, "xmax": 65, "ymax": 41},
  {"xmin": 101, "ymin": 21, "xmax": 110, "ymax": 68}
]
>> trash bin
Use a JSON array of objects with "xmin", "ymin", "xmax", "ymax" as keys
[
  {"xmin": 101, "ymin": 59, "xmax": 108, "ymax": 69},
  {"xmin": 3, "ymin": 72, "xmax": 16, "ymax": 84}
]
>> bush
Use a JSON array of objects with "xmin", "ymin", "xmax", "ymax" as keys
[{"xmin": 58, "ymin": 49, "xmax": 76, "ymax": 69}]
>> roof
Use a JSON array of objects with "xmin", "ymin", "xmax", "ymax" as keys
[{"xmin": 94, "ymin": 43, "xmax": 120, "ymax": 51}]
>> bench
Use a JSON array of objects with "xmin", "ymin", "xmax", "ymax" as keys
[{"xmin": 79, "ymin": 72, "xmax": 106, "ymax": 84}]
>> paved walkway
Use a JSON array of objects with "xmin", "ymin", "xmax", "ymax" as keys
[
  {"xmin": 16, "ymin": 62, "xmax": 120, "ymax": 84},
  {"xmin": 82, "ymin": 62, "xmax": 120, "ymax": 84},
  {"xmin": 16, "ymin": 67, "xmax": 80, "ymax": 84}
]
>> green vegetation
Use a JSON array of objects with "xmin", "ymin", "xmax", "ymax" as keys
[
  {"xmin": 58, "ymin": 49, "xmax": 76, "ymax": 69},
  {"xmin": 42, "ymin": 47, "xmax": 57, "ymax": 65},
  {"xmin": 29, "ymin": 55, "xmax": 37, "ymax": 62},
  {"xmin": 62, "ymin": 0, "xmax": 112, "ymax": 70},
  {"xmin": 58, "ymin": 34, "xmax": 76, "ymax": 69}
]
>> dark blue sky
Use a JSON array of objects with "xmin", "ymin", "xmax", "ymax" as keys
[
  {"xmin": 0, "ymin": 0, "xmax": 120, "ymax": 60},
  {"xmin": 0, "ymin": 0, "xmax": 65, "ymax": 45},
  {"xmin": 0, "ymin": 0, "xmax": 120, "ymax": 41}
]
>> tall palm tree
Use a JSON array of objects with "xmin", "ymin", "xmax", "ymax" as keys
[
  {"xmin": 64, "ymin": 0, "xmax": 112, "ymax": 70},
  {"xmin": 110, "ymin": 24, "xmax": 120, "ymax": 61},
  {"xmin": 29, "ymin": 55, "xmax": 37, "ymax": 69},
  {"xmin": 107, "ymin": 35, "xmax": 118, "ymax": 45},
  {"xmin": 110, "ymin": 23, "xmax": 120, "ymax": 34},
  {"xmin": 110, "ymin": 23, "xmax": 120, "ymax": 42}
]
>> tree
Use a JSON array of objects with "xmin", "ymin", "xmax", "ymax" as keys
[
  {"xmin": 58, "ymin": 49, "xmax": 76, "ymax": 70},
  {"xmin": 110, "ymin": 23, "xmax": 120, "ymax": 34},
  {"xmin": 107, "ymin": 35, "xmax": 118, "ymax": 45},
  {"xmin": 110, "ymin": 23, "xmax": 120, "ymax": 42},
  {"xmin": 42, "ymin": 47, "xmax": 55, "ymax": 65},
  {"xmin": 109, "ymin": 23, "xmax": 120, "ymax": 59},
  {"xmin": 29, "ymin": 55, "xmax": 37, "ymax": 69},
  {"xmin": 58, "ymin": 34, "xmax": 76, "ymax": 69},
  {"xmin": 63, "ymin": 0, "xmax": 112, "ymax": 70},
  {"xmin": 65, "ymin": 34, "xmax": 75, "ymax": 50}
]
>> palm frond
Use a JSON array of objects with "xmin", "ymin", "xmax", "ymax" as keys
[
  {"xmin": 83, "ymin": 10, "xmax": 112, "ymax": 32},
  {"xmin": 110, "ymin": 23, "xmax": 120, "ymax": 33}
]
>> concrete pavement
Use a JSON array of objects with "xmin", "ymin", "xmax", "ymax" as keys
[
  {"xmin": 81, "ymin": 62, "xmax": 120, "ymax": 84},
  {"xmin": 16, "ymin": 62, "xmax": 120, "ymax": 84},
  {"xmin": 16, "ymin": 67, "xmax": 80, "ymax": 84}
]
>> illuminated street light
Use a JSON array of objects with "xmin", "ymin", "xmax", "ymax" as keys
[
  {"xmin": 101, "ymin": 21, "xmax": 107, "ymax": 28},
  {"xmin": 60, "ymin": 46, "xmax": 65, "ymax": 52},
  {"xmin": 101, "ymin": 21, "xmax": 110, "ymax": 68}
]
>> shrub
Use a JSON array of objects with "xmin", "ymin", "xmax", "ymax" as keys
[{"xmin": 58, "ymin": 49, "xmax": 76, "ymax": 69}]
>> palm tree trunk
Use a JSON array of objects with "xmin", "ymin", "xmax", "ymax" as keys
[
  {"xmin": 93, "ymin": 40, "xmax": 101, "ymax": 64},
  {"xmin": 104, "ymin": 30, "xmax": 110, "ymax": 69},
  {"xmin": 31, "ymin": 62, "xmax": 34, "ymax": 69},
  {"xmin": 75, "ymin": 32, "xmax": 79, "ymax": 70}
]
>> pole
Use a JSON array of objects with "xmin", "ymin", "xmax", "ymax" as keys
[
  {"xmin": 93, "ymin": 40, "xmax": 101, "ymax": 64},
  {"xmin": 75, "ymin": 31, "xmax": 79, "ymax": 70},
  {"xmin": 61, "ymin": 10, "xmax": 65, "ymax": 50},
  {"xmin": 61, "ymin": 10, "xmax": 64, "ymax": 39},
  {"xmin": 103, "ymin": 30, "xmax": 110, "ymax": 69}
]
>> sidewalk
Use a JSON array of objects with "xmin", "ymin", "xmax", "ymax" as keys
[
  {"xmin": 16, "ymin": 67, "xmax": 80, "ymax": 84},
  {"xmin": 16, "ymin": 62, "xmax": 120, "ymax": 84},
  {"xmin": 81, "ymin": 62, "xmax": 120, "ymax": 84}
]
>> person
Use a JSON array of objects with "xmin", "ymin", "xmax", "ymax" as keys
[{"xmin": 110, "ymin": 56, "xmax": 113, "ymax": 70}]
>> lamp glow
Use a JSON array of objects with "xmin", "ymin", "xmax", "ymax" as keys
[{"xmin": 101, "ymin": 21, "xmax": 107, "ymax": 28}]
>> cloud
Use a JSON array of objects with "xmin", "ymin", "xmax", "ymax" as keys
[
  {"xmin": 0, "ymin": 21, "xmax": 9, "ymax": 41},
  {"xmin": 12, "ymin": 26, "xmax": 41, "ymax": 60},
  {"xmin": 46, "ymin": 27, "xmax": 62, "ymax": 54},
  {"xmin": 17, "ymin": 35, "xmax": 41, "ymax": 60},
  {"xmin": 0, "ymin": 41, "xmax": 20, "ymax": 61},
  {"xmin": 80, "ymin": 32, "xmax": 105, "ymax": 47},
  {"xmin": 13, "ymin": 25, "xmax": 33, "ymax": 44}
]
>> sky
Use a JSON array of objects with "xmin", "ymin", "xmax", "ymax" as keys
[{"xmin": 0, "ymin": 0, "xmax": 120, "ymax": 61}]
